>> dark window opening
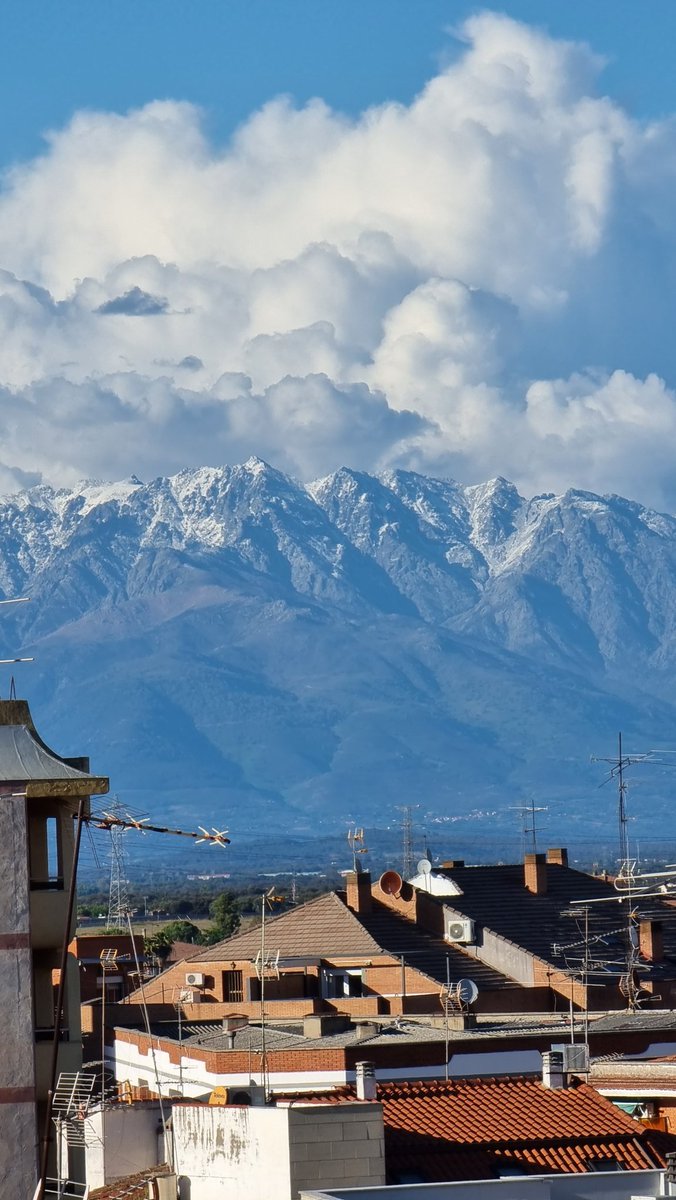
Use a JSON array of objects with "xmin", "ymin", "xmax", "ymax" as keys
[
  {"xmin": 223, "ymin": 970, "xmax": 244, "ymax": 1003},
  {"xmin": 30, "ymin": 814, "xmax": 64, "ymax": 889}
]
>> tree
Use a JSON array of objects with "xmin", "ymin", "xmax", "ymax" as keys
[
  {"xmin": 206, "ymin": 891, "xmax": 241, "ymax": 943},
  {"xmin": 145, "ymin": 920, "xmax": 203, "ymax": 960}
]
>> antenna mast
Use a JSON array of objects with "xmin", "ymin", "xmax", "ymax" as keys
[
  {"xmin": 397, "ymin": 805, "xmax": 419, "ymax": 878},
  {"xmin": 509, "ymin": 797, "xmax": 547, "ymax": 856},
  {"xmin": 106, "ymin": 803, "xmax": 131, "ymax": 929}
]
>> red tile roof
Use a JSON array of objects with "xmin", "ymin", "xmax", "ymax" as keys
[
  {"xmin": 282, "ymin": 1075, "xmax": 675, "ymax": 1182},
  {"xmin": 181, "ymin": 889, "xmax": 516, "ymax": 990},
  {"xmin": 89, "ymin": 1164, "xmax": 172, "ymax": 1198}
]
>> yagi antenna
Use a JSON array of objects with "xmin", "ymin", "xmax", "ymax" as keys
[{"xmin": 0, "ymin": 597, "xmax": 33, "ymax": 697}]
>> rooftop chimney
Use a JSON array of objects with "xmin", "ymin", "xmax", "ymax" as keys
[
  {"xmin": 355, "ymin": 1060, "xmax": 377, "ymax": 1101},
  {"xmin": 524, "ymin": 853, "xmax": 547, "ymax": 896},
  {"xmin": 546, "ymin": 848, "xmax": 568, "ymax": 867},
  {"xmin": 346, "ymin": 869, "xmax": 372, "ymax": 915},
  {"xmin": 542, "ymin": 1050, "xmax": 566, "ymax": 1090},
  {"xmin": 639, "ymin": 919, "xmax": 664, "ymax": 963}
]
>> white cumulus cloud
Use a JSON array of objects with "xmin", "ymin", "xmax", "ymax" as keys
[{"xmin": 1, "ymin": 12, "xmax": 676, "ymax": 507}]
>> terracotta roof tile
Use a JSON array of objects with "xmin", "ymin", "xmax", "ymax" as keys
[
  {"xmin": 186, "ymin": 892, "xmax": 384, "ymax": 961},
  {"xmin": 182, "ymin": 889, "xmax": 519, "ymax": 992},
  {"xmin": 280, "ymin": 1075, "xmax": 675, "ymax": 1182},
  {"xmin": 89, "ymin": 1164, "xmax": 172, "ymax": 1198}
]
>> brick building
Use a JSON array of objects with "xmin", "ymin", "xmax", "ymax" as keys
[
  {"xmin": 122, "ymin": 851, "xmax": 676, "ymax": 1028},
  {"xmin": 122, "ymin": 871, "xmax": 541, "ymax": 1022}
]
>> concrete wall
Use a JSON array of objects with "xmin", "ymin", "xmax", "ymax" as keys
[
  {"xmin": 443, "ymin": 911, "xmax": 535, "ymax": 987},
  {"xmin": 84, "ymin": 1102, "xmax": 163, "ymax": 1189},
  {"xmin": 171, "ymin": 1100, "xmax": 385, "ymax": 1200},
  {"xmin": 299, "ymin": 1167, "xmax": 666, "ymax": 1200},
  {"xmin": 0, "ymin": 787, "xmax": 38, "ymax": 1198},
  {"xmin": 287, "ymin": 1102, "xmax": 385, "ymax": 1197}
]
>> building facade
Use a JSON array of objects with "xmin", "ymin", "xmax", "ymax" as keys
[{"xmin": 0, "ymin": 698, "xmax": 108, "ymax": 1196}]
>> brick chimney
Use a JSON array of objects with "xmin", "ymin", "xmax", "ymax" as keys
[
  {"xmin": 546, "ymin": 848, "xmax": 568, "ymax": 867},
  {"xmin": 524, "ymin": 853, "xmax": 547, "ymax": 895},
  {"xmin": 639, "ymin": 919, "xmax": 664, "ymax": 962},
  {"xmin": 346, "ymin": 870, "xmax": 372, "ymax": 914}
]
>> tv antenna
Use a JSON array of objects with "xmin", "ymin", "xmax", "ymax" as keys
[
  {"xmin": 509, "ymin": 796, "xmax": 547, "ymax": 856},
  {"xmin": 258, "ymin": 886, "xmax": 285, "ymax": 1098},
  {"xmin": 565, "ymin": 734, "xmax": 676, "ymax": 1012},
  {"xmin": 0, "ymin": 596, "xmax": 33, "ymax": 696},
  {"xmin": 347, "ymin": 826, "xmax": 368, "ymax": 872},
  {"xmin": 440, "ymin": 967, "xmax": 479, "ymax": 1079},
  {"xmin": 592, "ymin": 732, "xmax": 675, "ymax": 868}
]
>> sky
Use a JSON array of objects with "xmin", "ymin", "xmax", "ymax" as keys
[{"xmin": 3, "ymin": 3, "xmax": 676, "ymax": 508}]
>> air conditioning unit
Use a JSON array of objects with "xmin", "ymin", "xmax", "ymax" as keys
[
  {"xmin": 557, "ymin": 1043, "xmax": 590, "ymax": 1073},
  {"xmin": 179, "ymin": 988, "xmax": 201, "ymax": 1004},
  {"xmin": 185, "ymin": 971, "xmax": 205, "ymax": 988},
  {"xmin": 445, "ymin": 916, "xmax": 475, "ymax": 944}
]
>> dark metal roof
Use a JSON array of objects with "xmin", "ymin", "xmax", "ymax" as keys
[
  {"xmin": 0, "ymin": 724, "xmax": 93, "ymax": 781},
  {"xmin": 438, "ymin": 863, "xmax": 676, "ymax": 977}
]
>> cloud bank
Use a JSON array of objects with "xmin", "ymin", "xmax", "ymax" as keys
[{"xmin": 2, "ymin": 12, "xmax": 676, "ymax": 507}]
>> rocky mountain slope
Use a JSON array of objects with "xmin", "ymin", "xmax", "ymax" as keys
[{"xmin": 3, "ymin": 459, "xmax": 676, "ymax": 848}]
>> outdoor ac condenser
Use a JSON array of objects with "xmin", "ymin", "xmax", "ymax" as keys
[
  {"xmin": 185, "ymin": 971, "xmax": 205, "ymax": 987},
  {"xmin": 444, "ymin": 916, "xmax": 475, "ymax": 944}
]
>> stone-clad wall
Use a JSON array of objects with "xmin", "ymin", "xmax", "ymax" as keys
[{"xmin": 0, "ymin": 789, "xmax": 37, "ymax": 1197}]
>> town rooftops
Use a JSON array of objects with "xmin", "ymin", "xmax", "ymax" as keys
[
  {"xmin": 282, "ymin": 1075, "xmax": 675, "ymax": 1182},
  {"xmin": 185, "ymin": 889, "xmax": 516, "ymax": 991},
  {"xmin": 428, "ymin": 860, "xmax": 676, "ymax": 978},
  {"xmin": 0, "ymin": 699, "xmax": 108, "ymax": 794}
]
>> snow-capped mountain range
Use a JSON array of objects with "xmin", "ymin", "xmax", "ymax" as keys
[{"xmin": 4, "ymin": 458, "xmax": 676, "ymax": 845}]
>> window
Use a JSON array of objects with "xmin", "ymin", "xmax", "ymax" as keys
[
  {"xmin": 322, "ymin": 969, "xmax": 364, "ymax": 999},
  {"xmin": 29, "ymin": 813, "xmax": 64, "ymax": 889},
  {"xmin": 223, "ymin": 970, "xmax": 244, "ymax": 1003}
]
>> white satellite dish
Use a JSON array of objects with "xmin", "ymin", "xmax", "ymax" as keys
[
  {"xmin": 417, "ymin": 858, "xmax": 432, "ymax": 875},
  {"xmin": 456, "ymin": 978, "xmax": 479, "ymax": 1006}
]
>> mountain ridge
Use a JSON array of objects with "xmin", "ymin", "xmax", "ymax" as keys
[{"xmin": 2, "ymin": 459, "xmax": 676, "ymax": 846}]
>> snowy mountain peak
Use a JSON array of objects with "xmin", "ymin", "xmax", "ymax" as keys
[{"xmin": 2, "ymin": 460, "xmax": 676, "ymax": 834}]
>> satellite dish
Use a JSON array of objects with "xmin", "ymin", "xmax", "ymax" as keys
[
  {"xmin": 456, "ymin": 978, "xmax": 479, "ymax": 1006},
  {"xmin": 379, "ymin": 870, "xmax": 403, "ymax": 896},
  {"xmin": 417, "ymin": 858, "xmax": 432, "ymax": 875}
]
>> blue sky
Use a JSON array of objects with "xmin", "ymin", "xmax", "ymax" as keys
[
  {"xmin": 2, "ymin": 1, "xmax": 676, "ymax": 167},
  {"xmin": 2, "ymin": 4, "xmax": 676, "ymax": 508}
]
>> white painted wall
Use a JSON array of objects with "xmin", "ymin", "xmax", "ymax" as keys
[
  {"xmin": 173, "ymin": 1103, "xmax": 293, "ymax": 1200},
  {"xmin": 113, "ymin": 1035, "xmax": 352, "ymax": 1096},
  {"xmin": 84, "ymin": 1103, "xmax": 162, "ymax": 1189},
  {"xmin": 171, "ymin": 1100, "xmax": 385, "ymax": 1200}
]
